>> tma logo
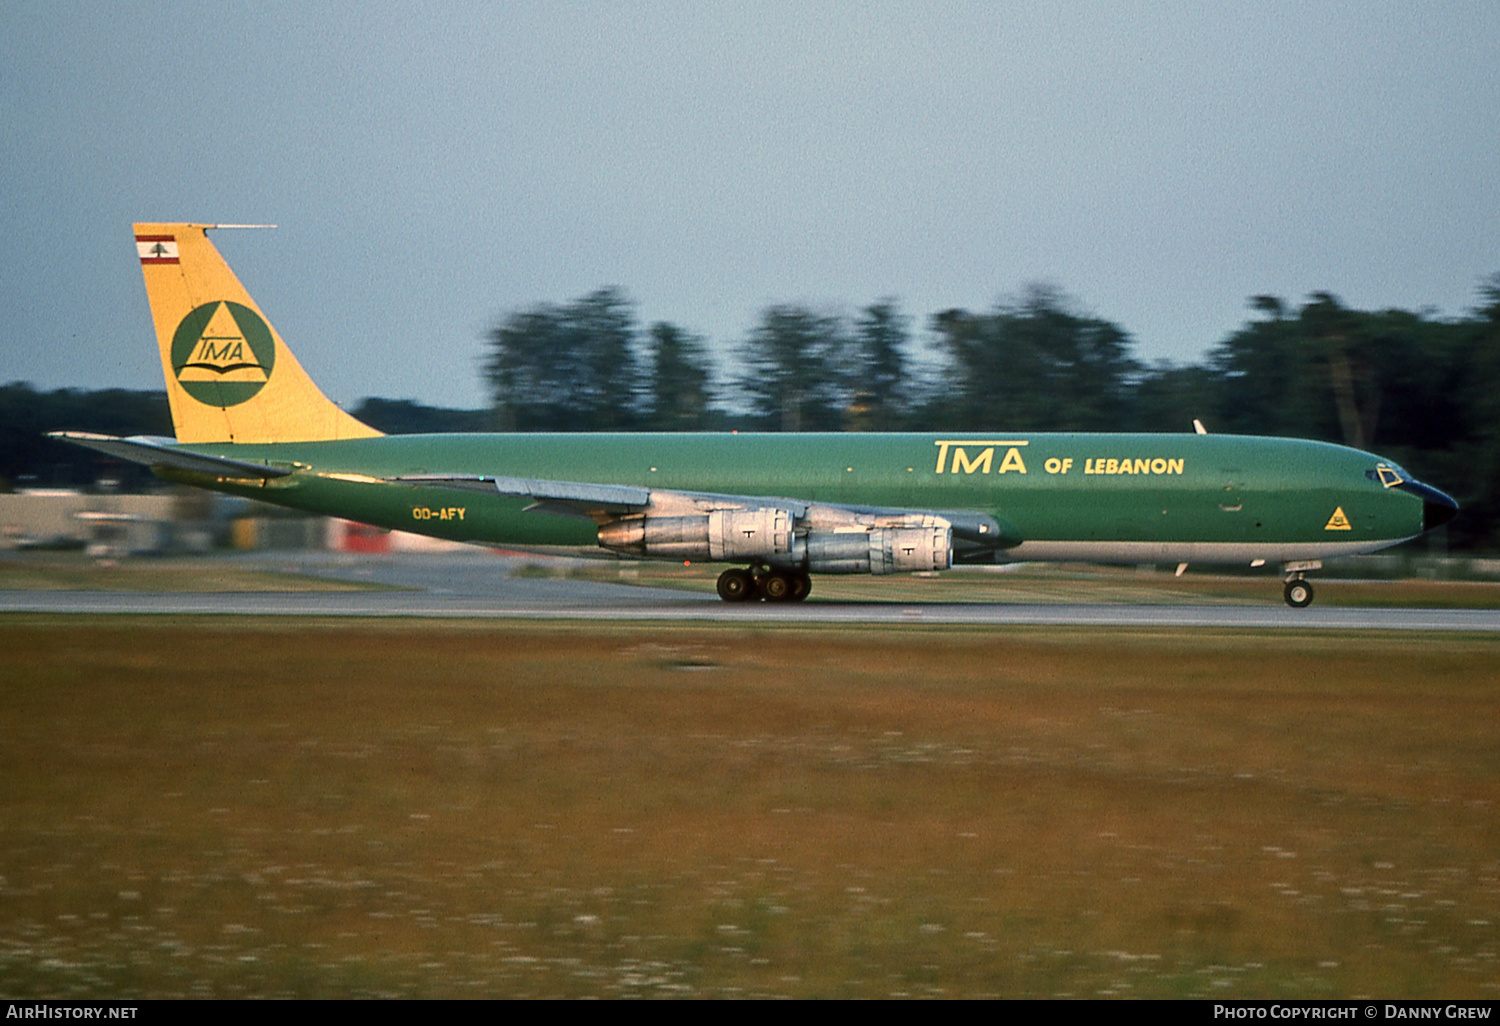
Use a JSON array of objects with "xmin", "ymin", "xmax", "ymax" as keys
[
  {"xmin": 170, "ymin": 301, "xmax": 276, "ymax": 407},
  {"xmin": 933, "ymin": 440, "xmax": 1029, "ymax": 475}
]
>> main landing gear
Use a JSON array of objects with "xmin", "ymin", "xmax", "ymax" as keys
[{"xmin": 716, "ymin": 566, "xmax": 812, "ymax": 603}]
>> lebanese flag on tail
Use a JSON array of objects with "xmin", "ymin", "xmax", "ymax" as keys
[{"xmin": 135, "ymin": 234, "xmax": 179, "ymax": 264}]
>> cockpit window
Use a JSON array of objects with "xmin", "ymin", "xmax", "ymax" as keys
[{"xmin": 1365, "ymin": 464, "xmax": 1404, "ymax": 488}]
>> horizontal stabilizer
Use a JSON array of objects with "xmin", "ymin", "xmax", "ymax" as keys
[{"xmin": 47, "ymin": 431, "xmax": 293, "ymax": 479}]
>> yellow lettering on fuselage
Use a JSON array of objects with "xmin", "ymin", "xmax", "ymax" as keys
[
  {"xmin": 1084, "ymin": 457, "xmax": 1184, "ymax": 475},
  {"xmin": 952, "ymin": 447, "xmax": 993, "ymax": 474},
  {"xmin": 933, "ymin": 440, "xmax": 1029, "ymax": 475},
  {"xmin": 412, "ymin": 506, "xmax": 466, "ymax": 522},
  {"xmin": 933, "ymin": 442, "xmax": 1181, "ymax": 477}
]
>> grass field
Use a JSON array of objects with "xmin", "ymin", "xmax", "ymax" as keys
[{"xmin": 1, "ymin": 618, "xmax": 1497, "ymax": 998}]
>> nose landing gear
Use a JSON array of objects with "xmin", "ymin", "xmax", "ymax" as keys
[
  {"xmin": 1283, "ymin": 577, "xmax": 1314, "ymax": 608},
  {"xmin": 1281, "ymin": 560, "xmax": 1321, "ymax": 608}
]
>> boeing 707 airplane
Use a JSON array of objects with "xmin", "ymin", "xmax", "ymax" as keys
[{"xmin": 52, "ymin": 224, "xmax": 1458, "ymax": 606}]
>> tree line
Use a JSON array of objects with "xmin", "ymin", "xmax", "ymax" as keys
[{"xmin": 4, "ymin": 276, "xmax": 1497, "ymax": 548}]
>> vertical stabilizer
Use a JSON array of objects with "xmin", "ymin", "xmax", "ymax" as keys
[{"xmin": 134, "ymin": 223, "xmax": 381, "ymax": 443}]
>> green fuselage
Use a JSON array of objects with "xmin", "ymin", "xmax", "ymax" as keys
[{"xmin": 175, "ymin": 431, "xmax": 1432, "ymax": 567}]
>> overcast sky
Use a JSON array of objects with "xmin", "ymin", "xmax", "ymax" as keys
[{"xmin": 3, "ymin": 2, "xmax": 1498, "ymax": 409}]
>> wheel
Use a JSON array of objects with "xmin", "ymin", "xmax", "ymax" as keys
[
  {"xmin": 759, "ymin": 571, "xmax": 794, "ymax": 602},
  {"xmin": 716, "ymin": 568, "xmax": 758, "ymax": 602},
  {"xmin": 1284, "ymin": 578, "xmax": 1314, "ymax": 608},
  {"xmin": 788, "ymin": 572, "xmax": 811, "ymax": 602}
]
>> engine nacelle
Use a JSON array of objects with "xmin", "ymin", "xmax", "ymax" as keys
[
  {"xmin": 597, "ymin": 508, "xmax": 794, "ymax": 561},
  {"xmin": 876, "ymin": 526, "xmax": 953, "ymax": 574},
  {"xmin": 797, "ymin": 526, "xmax": 953, "ymax": 575}
]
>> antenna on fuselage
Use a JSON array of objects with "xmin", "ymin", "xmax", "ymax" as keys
[{"xmin": 1192, "ymin": 418, "xmax": 1208, "ymax": 435}]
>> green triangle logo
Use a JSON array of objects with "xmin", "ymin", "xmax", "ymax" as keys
[{"xmin": 170, "ymin": 301, "xmax": 276, "ymax": 407}]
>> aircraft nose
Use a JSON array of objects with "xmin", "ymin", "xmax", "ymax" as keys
[
  {"xmin": 1400, "ymin": 480, "xmax": 1459, "ymax": 531},
  {"xmin": 1424, "ymin": 489, "xmax": 1459, "ymax": 531}
]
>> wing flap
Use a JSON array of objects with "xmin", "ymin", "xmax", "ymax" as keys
[{"xmin": 390, "ymin": 474, "xmax": 651, "ymax": 513}]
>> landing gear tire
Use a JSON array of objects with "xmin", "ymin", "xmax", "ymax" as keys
[
  {"xmin": 759, "ymin": 571, "xmax": 794, "ymax": 602},
  {"xmin": 717, "ymin": 568, "xmax": 758, "ymax": 602},
  {"xmin": 1284, "ymin": 578, "xmax": 1314, "ymax": 608},
  {"xmin": 788, "ymin": 572, "xmax": 811, "ymax": 602}
]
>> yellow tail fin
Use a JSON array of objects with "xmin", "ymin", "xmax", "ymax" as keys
[{"xmin": 134, "ymin": 223, "xmax": 381, "ymax": 443}]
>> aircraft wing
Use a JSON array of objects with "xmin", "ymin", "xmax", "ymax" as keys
[
  {"xmin": 391, "ymin": 473, "xmax": 1016, "ymax": 550},
  {"xmin": 48, "ymin": 431, "xmax": 294, "ymax": 480}
]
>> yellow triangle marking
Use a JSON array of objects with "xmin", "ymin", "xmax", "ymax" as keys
[{"xmin": 1324, "ymin": 506, "xmax": 1352, "ymax": 531}]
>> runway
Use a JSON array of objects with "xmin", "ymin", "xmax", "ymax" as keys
[{"xmin": 2, "ymin": 553, "xmax": 1497, "ymax": 630}]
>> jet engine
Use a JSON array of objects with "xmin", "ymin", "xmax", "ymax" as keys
[
  {"xmin": 801, "ymin": 526, "xmax": 952, "ymax": 575},
  {"xmin": 596, "ymin": 508, "xmax": 794, "ymax": 561},
  {"xmin": 597, "ymin": 509, "xmax": 952, "ymax": 575}
]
